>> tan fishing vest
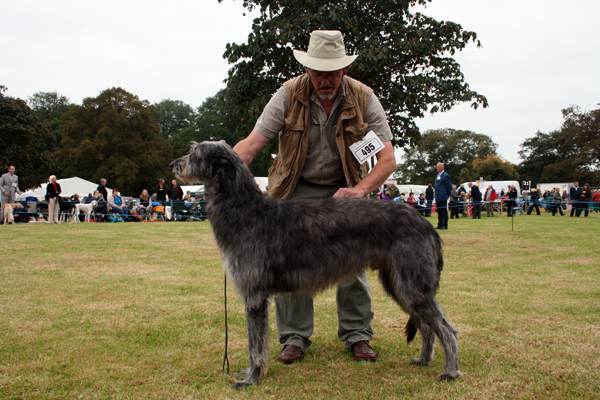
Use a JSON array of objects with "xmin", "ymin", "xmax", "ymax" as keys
[{"xmin": 267, "ymin": 74, "xmax": 373, "ymax": 199}]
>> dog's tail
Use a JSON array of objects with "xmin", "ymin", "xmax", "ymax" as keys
[{"xmin": 405, "ymin": 317, "xmax": 418, "ymax": 344}]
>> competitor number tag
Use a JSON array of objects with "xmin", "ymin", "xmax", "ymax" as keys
[{"xmin": 349, "ymin": 130, "xmax": 384, "ymax": 164}]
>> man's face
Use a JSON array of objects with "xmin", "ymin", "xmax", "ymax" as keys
[
  {"xmin": 306, "ymin": 67, "xmax": 348, "ymax": 102},
  {"xmin": 172, "ymin": 180, "xmax": 177, "ymax": 186},
  {"xmin": 8, "ymin": 166, "xmax": 15, "ymax": 174},
  {"xmin": 436, "ymin": 163, "xmax": 444, "ymax": 173}
]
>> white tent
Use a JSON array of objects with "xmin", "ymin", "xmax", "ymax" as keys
[
  {"xmin": 396, "ymin": 184, "xmax": 428, "ymax": 195},
  {"xmin": 181, "ymin": 177, "xmax": 268, "ymax": 196},
  {"xmin": 180, "ymin": 185, "xmax": 204, "ymax": 196},
  {"xmin": 17, "ymin": 177, "xmax": 110, "ymax": 200},
  {"xmin": 461, "ymin": 180, "xmax": 521, "ymax": 195}
]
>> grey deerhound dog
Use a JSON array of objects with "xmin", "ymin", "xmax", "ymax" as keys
[{"xmin": 170, "ymin": 141, "xmax": 460, "ymax": 389}]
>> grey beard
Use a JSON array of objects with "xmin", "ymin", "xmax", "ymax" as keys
[{"xmin": 317, "ymin": 89, "xmax": 336, "ymax": 101}]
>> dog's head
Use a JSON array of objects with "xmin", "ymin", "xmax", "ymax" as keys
[
  {"xmin": 170, "ymin": 141, "xmax": 239, "ymax": 185},
  {"xmin": 91, "ymin": 200, "xmax": 98, "ymax": 207}
]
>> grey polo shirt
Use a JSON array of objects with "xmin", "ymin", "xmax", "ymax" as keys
[{"xmin": 253, "ymin": 82, "xmax": 393, "ymax": 186}]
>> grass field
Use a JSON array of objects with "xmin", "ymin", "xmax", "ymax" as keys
[{"xmin": 1, "ymin": 212, "xmax": 599, "ymax": 399}]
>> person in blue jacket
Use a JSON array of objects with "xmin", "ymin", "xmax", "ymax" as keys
[{"xmin": 434, "ymin": 162, "xmax": 452, "ymax": 230}]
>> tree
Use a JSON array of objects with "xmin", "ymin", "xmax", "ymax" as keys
[
  {"xmin": 0, "ymin": 87, "xmax": 55, "ymax": 190},
  {"xmin": 153, "ymin": 99, "xmax": 196, "ymax": 140},
  {"xmin": 170, "ymin": 90, "xmax": 273, "ymax": 176},
  {"xmin": 518, "ymin": 104, "xmax": 600, "ymax": 186},
  {"xmin": 27, "ymin": 91, "xmax": 74, "ymax": 155},
  {"xmin": 56, "ymin": 87, "xmax": 173, "ymax": 196},
  {"xmin": 469, "ymin": 154, "xmax": 519, "ymax": 182},
  {"xmin": 395, "ymin": 128, "xmax": 497, "ymax": 184},
  {"xmin": 221, "ymin": 0, "xmax": 488, "ymax": 150},
  {"xmin": 517, "ymin": 130, "xmax": 572, "ymax": 186}
]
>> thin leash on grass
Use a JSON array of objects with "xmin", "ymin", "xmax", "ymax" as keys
[{"xmin": 222, "ymin": 273, "xmax": 230, "ymax": 375}]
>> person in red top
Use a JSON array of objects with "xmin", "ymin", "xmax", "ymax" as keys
[
  {"xmin": 406, "ymin": 192, "xmax": 417, "ymax": 207},
  {"xmin": 591, "ymin": 189, "xmax": 600, "ymax": 212},
  {"xmin": 45, "ymin": 175, "xmax": 62, "ymax": 224},
  {"xmin": 483, "ymin": 185, "xmax": 497, "ymax": 217}
]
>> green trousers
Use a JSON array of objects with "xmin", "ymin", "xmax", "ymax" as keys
[{"xmin": 274, "ymin": 180, "xmax": 374, "ymax": 352}]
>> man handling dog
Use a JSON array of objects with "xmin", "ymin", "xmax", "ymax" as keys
[
  {"xmin": 0, "ymin": 166, "xmax": 23, "ymax": 224},
  {"xmin": 234, "ymin": 30, "xmax": 397, "ymax": 364}
]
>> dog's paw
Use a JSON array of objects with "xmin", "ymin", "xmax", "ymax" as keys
[
  {"xmin": 438, "ymin": 371, "xmax": 461, "ymax": 381},
  {"xmin": 411, "ymin": 357, "xmax": 431, "ymax": 366},
  {"xmin": 231, "ymin": 380, "xmax": 254, "ymax": 390}
]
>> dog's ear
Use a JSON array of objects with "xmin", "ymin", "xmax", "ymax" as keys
[{"xmin": 209, "ymin": 150, "xmax": 237, "ymax": 182}]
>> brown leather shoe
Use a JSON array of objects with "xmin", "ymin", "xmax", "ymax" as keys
[
  {"xmin": 278, "ymin": 344, "xmax": 303, "ymax": 364},
  {"xmin": 351, "ymin": 340, "xmax": 377, "ymax": 361}
]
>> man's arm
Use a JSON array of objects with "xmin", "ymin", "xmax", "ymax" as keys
[
  {"xmin": 333, "ymin": 141, "xmax": 396, "ymax": 198},
  {"xmin": 233, "ymin": 131, "xmax": 271, "ymax": 166}
]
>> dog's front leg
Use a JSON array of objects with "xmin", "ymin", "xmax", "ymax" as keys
[{"xmin": 232, "ymin": 294, "xmax": 270, "ymax": 390}]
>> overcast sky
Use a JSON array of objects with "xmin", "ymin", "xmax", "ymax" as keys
[{"xmin": 2, "ymin": 0, "xmax": 599, "ymax": 165}]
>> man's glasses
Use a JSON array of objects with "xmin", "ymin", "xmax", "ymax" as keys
[{"xmin": 307, "ymin": 70, "xmax": 343, "ymax": 83}]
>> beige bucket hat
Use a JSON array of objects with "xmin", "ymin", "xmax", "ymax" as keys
[{"xmin": 293, "ymin": 30, "xmax": 358, "ymax": 72}]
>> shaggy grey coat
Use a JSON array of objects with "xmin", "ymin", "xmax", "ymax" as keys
[{"xmin": 170, "ymin": 141, "xmax": 460, "ymax": 389}]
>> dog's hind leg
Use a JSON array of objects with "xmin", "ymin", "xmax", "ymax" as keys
[
  {"xmin": 232, "ymin": 294, "xmax": 270, "ymax": 390},
  {"xmin": 379, "ymin": 268, "xmax": 460, "ymax": 380},
  {"xmin": 430, "ymin": 311, "xmax": 460, "ymax": 380},
  {"xmin": 379, "ymin": 271, "xmax": 435, "ymax": 366},
  {"xmin": 412, "ymin": 299, "xmax": 460, "ymax": 380},
  {"xmin": 409, "ymin": 317, "xmax": 436, "ymax": 366}
]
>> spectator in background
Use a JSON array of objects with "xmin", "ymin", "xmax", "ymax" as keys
[
  {"xmin": 581, "ymin": 183, "xmax": 592, "ymax": 217},
  {"xmin": 449, "ymin": 184, "xmax": 461, "ymax": 219},
  {"xmin": 108, "ymin": 188, "xmax": 128, "ymax": 221},
  {"xmin": 155, "ymin": 178, "xmax": 168, "ymax": 205},
  {"xmin": 592, "ymin": 189, "xmax": 600, "ymax": 213},
  {"xmin": 416, "ymin": 193, "xmax": 427, "ymax": 215},
  {"xmin": 406, "ymin": 192, "xmax": 417, "ymax": 207},
  {"xmin": 468, "ymin": 182, "xmax": 482, "ymax": 219},
  {"xmin": 137, "ymin": 189, "xmax": 152, "ymax": 221},
  {"xmin": 550, "ymin": 188, "xmax": 564, "ymax": 216},
  {"xmin": 526, "ymin": 189, "xmax": 541, "ymax": 215},
  {"xmin": 506, "ymin": 185, "xmax": 518, "ymax": 217},
  {"xmin": 169, "ymin": 180, "xmax": 183, "ymax": 205},
  {"xmin": 0, "ymin": 166, "xmax": 22, "ymax": 223},
  {"xmin": 97, "ymin": 179, "xmax": 108, "ymax": 203},
  {"xmin": 434, "ymin": 163, "xmax": 452, "ymax": 229},
  {"xmin": 381, "ymin": 186, "xmax": 391, "ymax": 201},
  {"xmin": 45, "ymin": 175, "xmax": 61, "ymax": 224},
  {"xmin": 424, "ymin": 183, "xmax": 434, "ymax": 217},
  {"xmin": 387, "ymin": 183, "xmax": 399, "ymax": 201},
  {"xmin": 570, "ymin": 181, "xmax": 583, "ymax": 217},
  {"xmin": 483, "ymin": 185, "xmax": 497, "ymax": 217},
  {"xmin": 92, "ymin": 190, "xmax": 108, "ymax": 220}
]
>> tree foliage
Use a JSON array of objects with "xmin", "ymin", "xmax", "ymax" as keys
[
  {"xmin": 170, "ymin": 90, "xmax": 272, "ymax": 176},
  {"xmin": 518, "ymin": 104, "xmax": 600, "ymax": 186},
  {"xmin": 153, "ymin": 99, "xmax": 196, "ymax": 140},
  {"xmin": 27, "ymin": 91, "xmax": 74, "ymax": 156},
  {"xmin": 468, "ymin": 154, "xmax": 519, "ymax": 182},
  {"xmin": 56, "ymin": 87, "xmax": 173, "ymax": 196},
  {"xmin": 221, "ymin": 0, "xmax": 488, "ymax": 150},
  {"xmin": 395, "ymin": 128, "xmax": 497, "ymax": 184},
  {"xmin": 0, "ymin": 87, "xmax": 55, "ymax": 190}
]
